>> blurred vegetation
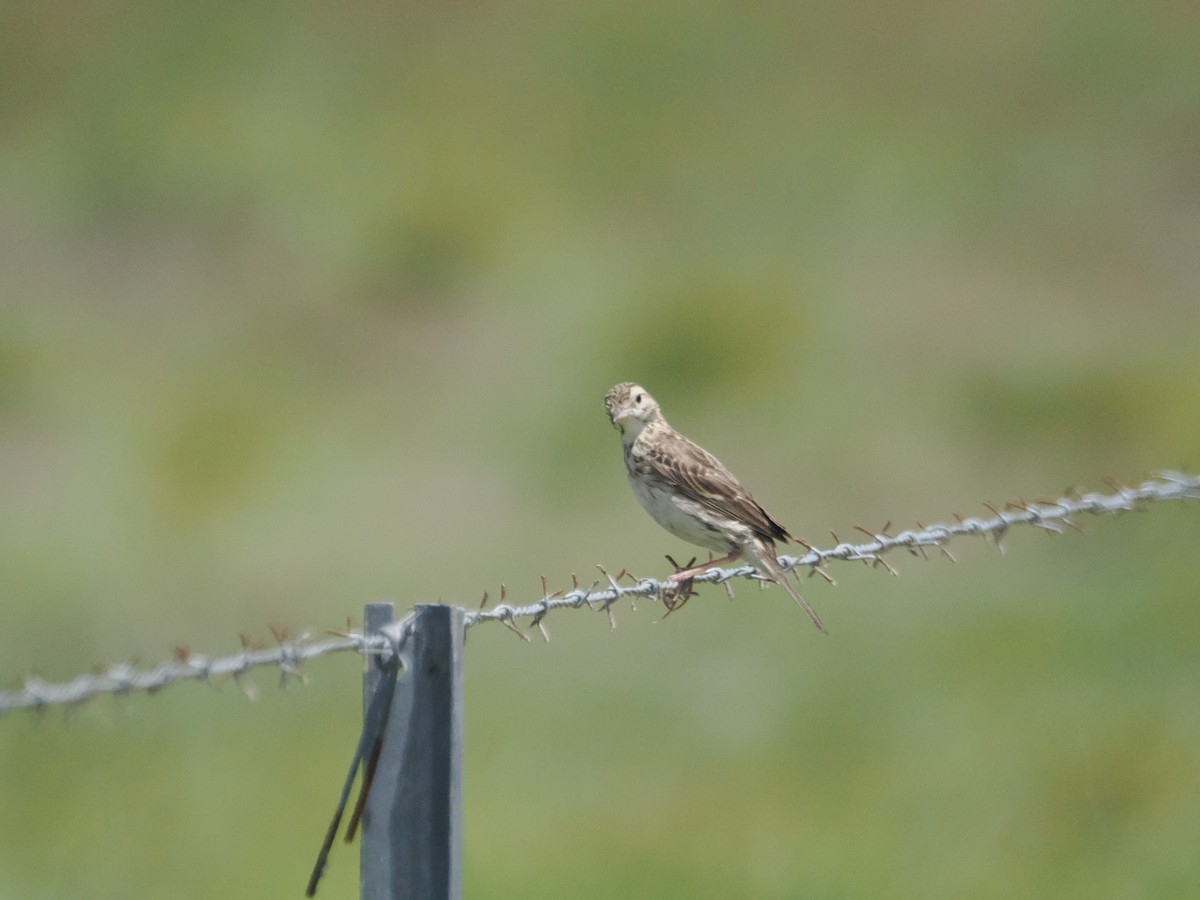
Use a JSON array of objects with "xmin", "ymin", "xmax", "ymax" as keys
[{"xmin": 1, "ymin": 1, "xmax": 1199, "ymax": 897}]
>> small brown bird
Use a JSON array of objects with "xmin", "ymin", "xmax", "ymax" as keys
[{"xmin": 604, "ymin": 382, "xmax": 826, "ymax": 632}]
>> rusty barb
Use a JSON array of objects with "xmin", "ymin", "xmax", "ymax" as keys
[{"xmin": 2, "ymin": 471, "xmax": 1198, "ymax": 714}]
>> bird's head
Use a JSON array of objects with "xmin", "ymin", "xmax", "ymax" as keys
[{"xmin": 604, "ymin": 382, "xmax": 662, "ymax": 437}]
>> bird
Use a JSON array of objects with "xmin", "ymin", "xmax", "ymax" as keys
[{"xmin": 603, "ymin": 382, "xmax": 826, "ymax": 633}]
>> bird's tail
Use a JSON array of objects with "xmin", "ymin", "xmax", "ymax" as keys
[{"xmin": 751, "ymin": 544, "xmax": 828, "ymax": 634}]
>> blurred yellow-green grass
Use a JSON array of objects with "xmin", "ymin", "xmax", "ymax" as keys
[{"xmin": 2, "ymin": 2, "xmax": 1199, "ymax": 897}]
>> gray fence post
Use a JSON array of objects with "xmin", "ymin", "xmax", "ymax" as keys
[{"xmin": 360, "ymin": 603, "xmax": 465, "ymax": 900}]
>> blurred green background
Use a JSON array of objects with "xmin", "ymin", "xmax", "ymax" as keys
[{"xmin": 2, "ymin": 2, "xmax": 1199, "ymax": 897}]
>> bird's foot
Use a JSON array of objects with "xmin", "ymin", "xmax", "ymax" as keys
[{"xmin": 661, "ymin": 555, "xmax": 698, "ymax": 615}]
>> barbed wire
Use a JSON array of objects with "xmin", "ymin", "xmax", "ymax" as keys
[
  {"xmin": 3, "ymin": 471, "xmax": 1198, "ymax": 715},
  {"xmin": 465, "ymin": 470, "xmax": 1200, "ymax": 634},
  {"xmin": 0, "ymin": 632, "xmax": 391, "ymax": 714}
]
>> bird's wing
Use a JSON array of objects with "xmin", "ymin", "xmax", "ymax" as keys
[{"xmin": 640, "ymin": 428, "xmax": 791, "ymax": 544}]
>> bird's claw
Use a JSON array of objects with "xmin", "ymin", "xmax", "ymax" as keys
[
  {"xmin": 660, "ymin": 576, "xmax": 696, "ymax": 616},
  {"xmin": 659, "ymin": 555, "xmax": 699, "ymax": 615}
]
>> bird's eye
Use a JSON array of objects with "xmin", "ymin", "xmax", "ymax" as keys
[{"xmin": 635, "ymin": 393, "xmax": 644, "ymax": 403}]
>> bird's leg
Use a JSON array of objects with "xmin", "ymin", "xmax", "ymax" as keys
[{"xmin": 668, "ymin": 548, "xmax": 743, "ymax": 583}]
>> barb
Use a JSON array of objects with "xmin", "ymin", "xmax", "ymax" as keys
[{"xmin": 3, "ymin": 472, "xmax": 1197, "ymax": 715}]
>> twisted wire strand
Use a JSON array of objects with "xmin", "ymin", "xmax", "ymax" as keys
[
  {"xmin": 3, "ymin": 472, "xmax": 1197, "ymax": 714},
  {"xmin": 466, "ymin": 471, "xmax": 1200, "ymax": 631}
]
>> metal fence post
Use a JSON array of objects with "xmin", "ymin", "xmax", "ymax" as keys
[{"xmin": 360, "ymin": 603, "xmax": 464, "ymax": 900}]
